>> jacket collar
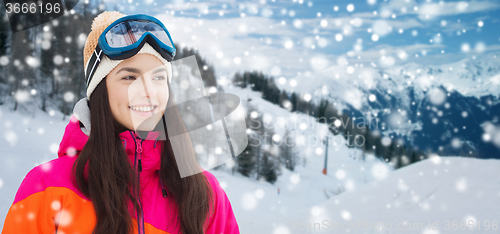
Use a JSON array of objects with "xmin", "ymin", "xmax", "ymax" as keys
[{"xmin": 58, "ymin": 98, "xmax": 163, "ymax": 176}]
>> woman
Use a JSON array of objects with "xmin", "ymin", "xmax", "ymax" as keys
[{"xmin": 2, "ymin": 11, "xmax": 239, "ymax": 234}]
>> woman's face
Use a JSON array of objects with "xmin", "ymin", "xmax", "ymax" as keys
[{"xmin": 106, "ymin": 53, "xmax": 169, "ymax": 131}]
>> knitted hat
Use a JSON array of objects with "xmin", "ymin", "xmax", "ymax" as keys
[{"xmin": 83, "ymin": 11, "xmax": 173, "ymax": 100}]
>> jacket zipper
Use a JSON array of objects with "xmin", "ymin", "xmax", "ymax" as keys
[{"xmin": 131, "ymin": 131, "xmax": 146, "ymax": 234}]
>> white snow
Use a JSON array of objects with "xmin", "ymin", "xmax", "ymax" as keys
[
  {"xmin": 0, "ymin": 104, "xmax": 68, "ymax": 227},
  {"xmin": 1, "ymin": 88, "xmax": 499, "ymax": 233},
  {"xmin": 224, "ymin": 156, "xmax": 500, "ymax": 233},
  {"xmin": 220, "ymin": 86, "xmax": 500, "ymax": 233},
  {"xmin": 275, "ymin": 57, "xmax": 500, "ymax": 117}
]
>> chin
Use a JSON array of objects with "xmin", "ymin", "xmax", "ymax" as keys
[{"xmin": 131, "ymin": 114, "xmax": 162, "ymax": 131}]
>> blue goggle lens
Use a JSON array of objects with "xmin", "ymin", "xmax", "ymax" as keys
[{"xmin": 105, "ymin": 19, "xmax": 173, "ymax": 49}]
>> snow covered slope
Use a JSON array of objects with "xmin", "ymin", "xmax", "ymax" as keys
[
  {"xmin": 221, "ymin": 85, "xmax": 500, "ymax": 233},
  {"xmin": 0, "ymin": 104, "xmax": 69, "ymax": 228},
  {"xmin": 0, "ymin": 87, "xmax": 393, "ymax": 231},
  {"xmin": 1, "ymin": 88, "xmax": 499, "ymax": 234},
  {"xmin": 236, "ymin": 156, "xmax": 500, "ymax": 234}
]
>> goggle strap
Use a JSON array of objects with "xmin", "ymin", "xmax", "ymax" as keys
[{"xmin": 85, "ymin": 45, "xmax": 104, "ymax": 87}]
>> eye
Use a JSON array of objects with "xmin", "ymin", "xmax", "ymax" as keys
[
  {"xmin": 154, "ymin": 75, "xmax": 166, "ymax": 80},
  {"xmin": 122, "ymin": 76, "xmax": 136, "ymax": 80}
]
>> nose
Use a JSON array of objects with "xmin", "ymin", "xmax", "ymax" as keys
[{"xmin": 136, "ymin": 75, "xmax": 157, "ymax": 98}]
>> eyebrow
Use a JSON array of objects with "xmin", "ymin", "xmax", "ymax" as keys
[
  {"xmin": 152, "ymin": 67, "xmax": 168, "ymax": 74},
  {"xmin": 115, "ymin": 67, "xmax": 168, "ymax": 75},
  {"xmin": 115, "ymin": 67, "xmax": 141, "ymax": 75}
]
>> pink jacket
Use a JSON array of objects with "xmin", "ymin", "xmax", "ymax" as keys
[{"xmin": 2, "ymin": 105, "xmax": 239, "ymax": 233}]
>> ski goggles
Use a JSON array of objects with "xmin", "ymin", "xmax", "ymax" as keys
[{"xmin": 85, "ymin": 14, "xmax": 176, "ymax": 87}]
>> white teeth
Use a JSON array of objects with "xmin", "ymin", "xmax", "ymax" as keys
[{"xmin": 130, "ymin": 106, "xmax": 155, "ymax": 112}]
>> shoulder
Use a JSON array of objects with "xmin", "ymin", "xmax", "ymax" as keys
[
  {"xmin": 203, "ymin": 170, "xmax": 220, "ymax": 188},
  {"xmin": 37, "ymin": 156, "xmax": 77, "ymax": 182},
  {"xmin": 202, "ymin": 170, "xmax": 227, "ymax": 206},
  {"xmin": 12, "ymin": 163, "xmax": 52, "ymax": 204},
  {"xmin": 13, "ymin": 156, "xmax": 80, "ymax": 204},
  {"xmin": 202, "ymin": 170, "xmax": 227, "ymax": 196},
  {"xmin": 201, "ymin": 171, "xmax": 240, "ymax": 233},
  {"xmin": 201, "ymin": 170, "xmax": 233, "ymax": 207},
  {"xmin": 4, "ymin": 156, "xmax": 89, "ymax": 233}
]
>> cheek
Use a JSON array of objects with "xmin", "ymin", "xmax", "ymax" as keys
[
  {"xmin": 158, "ymin": 86, "xmax": 169, "ymax": 105},
  {"xmin": 108, "ymin": 86, "xmax": 130, "ymax": 114}
]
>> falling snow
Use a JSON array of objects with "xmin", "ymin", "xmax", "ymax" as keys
[{"xmin": 1, "ymin": 0, "xmax": 499, "ymax": 232}]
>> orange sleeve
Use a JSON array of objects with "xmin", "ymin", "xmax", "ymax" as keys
[{"xmin": 1, "ymin": 167, "xmax": 58, "ymax": 234}]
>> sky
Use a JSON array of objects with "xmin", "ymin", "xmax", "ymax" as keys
[{"xmin": 97, "ymin": 0, "xmax": 500, "ymax": 83}]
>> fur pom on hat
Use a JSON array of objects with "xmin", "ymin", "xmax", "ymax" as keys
[
  {"xmin": 83, "ymin": 11, "xmax": 126, "ymax": 69},
  {"xmin": 82, "ymin": 11, "xmax": 172, "ymax": 100}
]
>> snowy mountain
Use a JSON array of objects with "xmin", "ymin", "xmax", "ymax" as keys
[{"xmin": 275, "ymin": 57, "xmax": 500, "ymax": 159}]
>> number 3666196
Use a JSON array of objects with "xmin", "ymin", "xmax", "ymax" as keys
[
  {"xmin": 5, "ymin": 2, "xmax": 61, "ymax": 14},
  {"xmin": 444, "ymin": 220, "xmax": 498, "ymax": 230}
]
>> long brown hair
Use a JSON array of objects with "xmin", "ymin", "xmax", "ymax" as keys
[{"xmin": 73, "ymin": 76, "xmax": 214, "ymax": 234}]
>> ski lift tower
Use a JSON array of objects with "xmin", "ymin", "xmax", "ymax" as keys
[{"xmin": 323, "ymin": 136, "xmax": 329, "ymax": 175}]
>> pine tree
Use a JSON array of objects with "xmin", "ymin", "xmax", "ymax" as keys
[
  {"xmin": 174, "ymin": 45, "xmax": 218, "ymax": 88},
  {"xmin": 399, "ymin": 144, "xmax": 408, "ymax": 168},
  {"xmin": 260, "ymin": 152, "xmax": 278, "ymax": 184},
  {"xmin": 389, "ymin": 140, "xmax": 399, "ymax": 166},
  {"xmin": 0, "ymin": 4, "xmax": 10, "ymax": 57},
  {"xmin": 261, "ymin": 78, "xmax": 269, "ymax": 100},
  {"xmin": 232, "ymin": 72, "xmax": 245, "ymax": 88},
  {"xmin": 237, "ymin": 144, "xmax": 256, "ymax": 177},
  {"xmin": 281, "ymin": 127, "xmax": 297, "ymax": 171},
  {"xmin": 317, "ymin": 99, "xmax": 329, "ymax": 123},
  {"xmin": 10, "ymin": 30, "xmax": 31, "ymax": 111},
  {"xmin": 278, "ymin": 90, "xmax": 288, "ymax": 109},
  {"xmin": 290, "ymin": 92, "xmax": 297, "ymax": 112}
]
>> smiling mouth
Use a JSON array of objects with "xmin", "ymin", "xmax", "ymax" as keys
[{"xmin": 129, "ymin": 105, "xmax": 158, "ymax": 112}]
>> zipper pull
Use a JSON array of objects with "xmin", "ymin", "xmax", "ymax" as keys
[
  {"xmin": 135, "ymin": 138, "xmax": 143, "ymax": 153},
  {"xmin": 159, "ymin": 171, "xmax": 168, "ymax": 198},
  {"xmin": 138, "ymin": 159, "xmax": 142, "ymax": 172}
]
